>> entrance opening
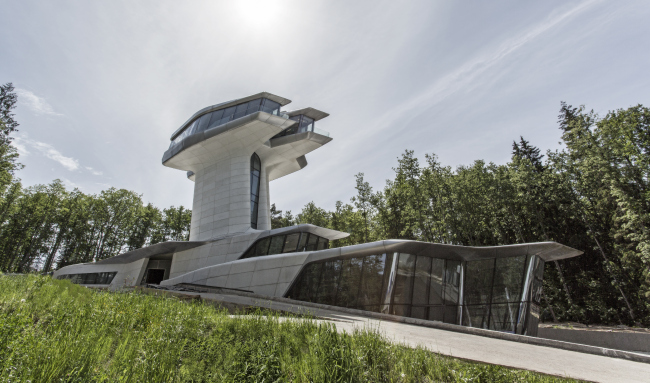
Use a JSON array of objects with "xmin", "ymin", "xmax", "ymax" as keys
[{"xmin": 145, "ymin": 269, "xmax": 165, "ymax": 285}]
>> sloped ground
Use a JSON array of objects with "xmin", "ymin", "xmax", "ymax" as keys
[{"xmin": 0, "ymin": 274, "xmax": 577, "ymax": 383}]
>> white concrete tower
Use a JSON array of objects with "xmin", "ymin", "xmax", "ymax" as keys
[{"xmin": 162, "ymin": 92, "xmax": 332, "ymax": 241}]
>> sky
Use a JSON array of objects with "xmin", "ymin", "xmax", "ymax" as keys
[{"xmin": 1, "ymin": 0, "xmax": 649, "ymax": 214}]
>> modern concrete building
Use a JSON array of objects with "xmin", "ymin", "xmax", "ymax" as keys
[{"xmin": 53, "ymin": 92, "xmax": 582, "ymax": 336}]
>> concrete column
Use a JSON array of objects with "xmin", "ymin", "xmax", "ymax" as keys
[{"xmin": 189, "ymin": 149, "xmax": 253, "ymax": 241}]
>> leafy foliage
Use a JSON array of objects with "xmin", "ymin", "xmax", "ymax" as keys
[{"xmin": 281, "ymin": 104, "xmax": 650, "ymax": 326}]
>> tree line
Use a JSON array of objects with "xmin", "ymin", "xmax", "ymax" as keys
[
  {"xmin": 1, "ymin": 82, "xmax": 648, "ymax": 325},
  {"xmin": 272, "ymin": 103, "xmax": 650, "ymax": 326},
  {"xmin": 0, "ymin": 83, "xmax": 190, "ymax": 273}
]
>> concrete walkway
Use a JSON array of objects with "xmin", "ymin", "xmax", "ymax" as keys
[{"xmin": 148, "ymin": 288, "xmax": 650, "ymax": 383}]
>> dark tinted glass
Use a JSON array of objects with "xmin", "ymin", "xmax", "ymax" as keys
[
  {"xmin": 254, "ymin": 237, "xmax": 271, "ymax": 257},
  {"xmin": 288, "ymin": 262, "xmax": 322, "ymax": 301},
  {"xmin": 463, "ymin": 305, "xmax": 489, "ymax": 328},
  {"xmin": 315, "ymin": 260, "xmax": 341, "ymax": 305},
  {"xmin": 268, "ymin": 235, "xmax": 284, "ymax": 254},
  {"xmin": 530, "ymin": 256, "xmax": 545, "ymax": 304},
  {"xmin": 444, "ymin": 260, "xmax": 461, "ymax": 305},
  {"xmin": 282, "ymin": 234, "xmax": 300, "ymax": 253},
  {"xmin": 491, "ymin": 255, "xmax": 526, "ymax": 304},
  {"xmin": 429, "ymin": 306, "xmax": 444, "ymax": 322},
  {"xmin": 428, "ymin": 258, "xmax": 445, "ymax": 305},
  {"xmin": 316, "ymin": 237, "xmax": 328, "ymax": 250},
  {"xmin": 444, "ymin": 305, "xmax": 458, "ymax": 324},
  {"xmin": 337, "ymin": 258, "xmax": 363, "ymax": 308},
  {"xmin": 58, "ymin": 272, "xmax": 117, "ymax": 285},
  {"xmin": 305, "ymin": 234, "xmax": 319, "ymax": 251},
  {"xmin": 412, "ymin": 255, "xmax": 432, "ymax": 306},
  {"xmin": 358, "ymin": 254, "xmax": 387, "ymax": 309},
  {"xmin": 250, "ymin": 153, "xmax": 261, "ymax": 229},
  {"xmin": 464, "ymin": 259, "xmax": 495, "ymax": 306},
  {"xmin": 391, "ymin": 253, "xmax": 416, "ymax": 316},
  {"xmin": 297, "ymin": 233, "xmax": 309, "ymax": 251}
]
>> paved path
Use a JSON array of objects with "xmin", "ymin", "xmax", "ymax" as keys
[{"xmin": 165, "ymin": 290, "xmax": 650, "ymax": 383}]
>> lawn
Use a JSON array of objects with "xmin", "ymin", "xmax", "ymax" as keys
[{"xmin": 0, "ymin": 274, "xmax": 579, "ymax": 383}]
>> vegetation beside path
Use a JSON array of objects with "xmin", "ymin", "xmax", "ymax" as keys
[{"xmin": 0, "ymin": 275, "xmax": 579, "ymax": 383}]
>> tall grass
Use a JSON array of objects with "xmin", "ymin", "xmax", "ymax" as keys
[{"xmin": 0, "ymin": 275, "xmax": 578, "ymax": 383}]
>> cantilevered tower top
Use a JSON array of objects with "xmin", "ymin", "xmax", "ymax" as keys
[{"xmin": 162, "ymin": 92, "xmax": 332, "ymax": 241}]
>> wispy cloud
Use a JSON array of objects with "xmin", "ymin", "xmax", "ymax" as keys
[
  {"xmin": 371, "ymin": 0, "xmax": 601, "ymax": 135},
  {"xmin": 85, "ymin": 166, "xmax": 103, "ymax": 176},
  {"xmin": 15, "ymin": 88, "xmax": 63, "ymax": 116},
  {"xmin": 13, "ymin": 136, "xmax": 79, "ymax": 171}
]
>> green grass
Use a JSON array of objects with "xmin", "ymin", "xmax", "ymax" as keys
[{"xmin": 0, "ymin": 275, "xmax": 579, "ymax": 383}]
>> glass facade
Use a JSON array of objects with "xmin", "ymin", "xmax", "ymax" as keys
[
  {"xmin": 240, "ymin": 232, "xmax": 329, "ymax": 260},
  {"xmin": 250, "ymin": 153, "xmax": 261, "ymax": 229},
  {"xmin": 286, "ymin": 252, "xmax": 545, "ymax": 335},
  {"xmin": 57, "ymin": 272, "xmax": 117, "ymax": 285},
  {"xmin": 170, "ymin": 98, "xmax": 282, "ymax": 148},
  {"xmin": 272, "ymin": 114, "xmax": 316, "ymax": 138}
]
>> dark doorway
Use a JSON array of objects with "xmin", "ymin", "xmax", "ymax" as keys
[{"xmin": 145, "ymin": 269, "xmax": 165, "ymax": 285}]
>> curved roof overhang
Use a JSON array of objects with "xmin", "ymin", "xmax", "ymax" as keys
[
  {"xmin": 306, "ymin": 240, "xmax": 582, "ymax": 264},
  {"xmin": 162, "ymin": 111, "xmax": 296, "ymax": 168},
  {"xmin": 287, "ymin": 107, "xmax": 329, "ymax": 121},
  {"xmin": 95, "ymin": 240, "xmax": 211, "ymax": 265},
  {"xmin": 163, "ymin": 111, "xmax": 333, "ymax": 181},
  {"xmin": 170, "ymin": 92, "xmax": 292, "ymax": 141},
  {"xmin": 255, "ymin": 223, "xmax": 350, "ymax": 241}
]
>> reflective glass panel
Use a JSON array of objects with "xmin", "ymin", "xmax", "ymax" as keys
[
  {"xmin": 268, "ymin": 235, "xmax": 284, "ymax": 254},
  {"xmin": 316, "ymin": 238, "xmax": 328, "ymax": 250},
  {"xmin": 429, "ymin": 306, "xmax": 444, "ymax": 322},
  {"xmin": 305, "ymin": 234, "xmax": 319, "ymax": 251},
  {"xmin": 297, "ymin": 233, "xmax": 309, "ymax": 251},
  {"xmin": 491, "ymin": 256, "xmax": 526, "ymax": 304},
  {"xmin": 337, "ymin": 258, "xmax": 363, "ymax": 308},
  {"xmin": 463, "ymin": 305, "xmax": 489, "ymax": 328},
  {"xmin": 315, "ymin": 260, "xmax": 342, "ymax": 305},
  {"xmin": 412, "ymin": 255, "xmax": 431, "ymax": 306},
  {"xmin": 222, "ymin": 106, "xmax": 236, "ymax": 119},
  {"xmin": 233, "ymin": 102, "xmax": 248, "ymax": 120},
  {"xmin": 282, "ymin": 234, "xmax": 301, "ymax": 253},
  {"xmin": 358, "ymin": 254, "xmax": 387, "ymax": 310},
  {"xmin": 428, "ymin": 258, "xmax": 445, "ymax": 305},
  {"xmin": 254, "ymin": 237, "xmax": 271, "ymax": 257},
  {"xmin": 246, "ymin": 98, "xmax": 262, "ymax": 113},
  {"xmin": 262, "ymin": 99, "xmax": 281, "ymax": 114},
  {"xmin": 391, "ymin": 253, "xmax": 416, "ymax": 316},
  {"xmin": 464, "ymin": 259, "xmax": 495, "ymax": 306},
  {"xmin": 290, "ymin": 262, "xmax": 322, "ymax": 301},
  {"xmin": 196, "ymin": 113, "xmax": 211, "ymax": 133},
  {"xmin": 444, "ymin": 260, "xmax": 461, "ymax": 305},
  {"xmin": 207, "ymin": 109, "xmax": 224, "ymax": 129},
  {"xmin": 444, "ymin": 305, "xmax": 458, "ymax": 324},
  {"xmin": 250, "ymin": 153, "xmax": 261, "ymax": 229},
  {"xmin": 58, "ymin": 272, "xmax": 117, "ymax": 285}
]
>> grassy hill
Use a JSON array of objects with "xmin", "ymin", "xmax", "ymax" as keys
[{"xmin": 0, "ymin": 274, "xmax": 579, "ymax": 382}]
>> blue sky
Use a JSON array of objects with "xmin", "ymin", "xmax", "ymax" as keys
[{"xmin": 1, "ymin": 0, "xmax": 649, "ymax": 214}]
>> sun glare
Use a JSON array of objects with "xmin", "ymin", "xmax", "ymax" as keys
[{"xmin": 233, "ymin": 0, "xmax": 286, "ymax": 28}]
